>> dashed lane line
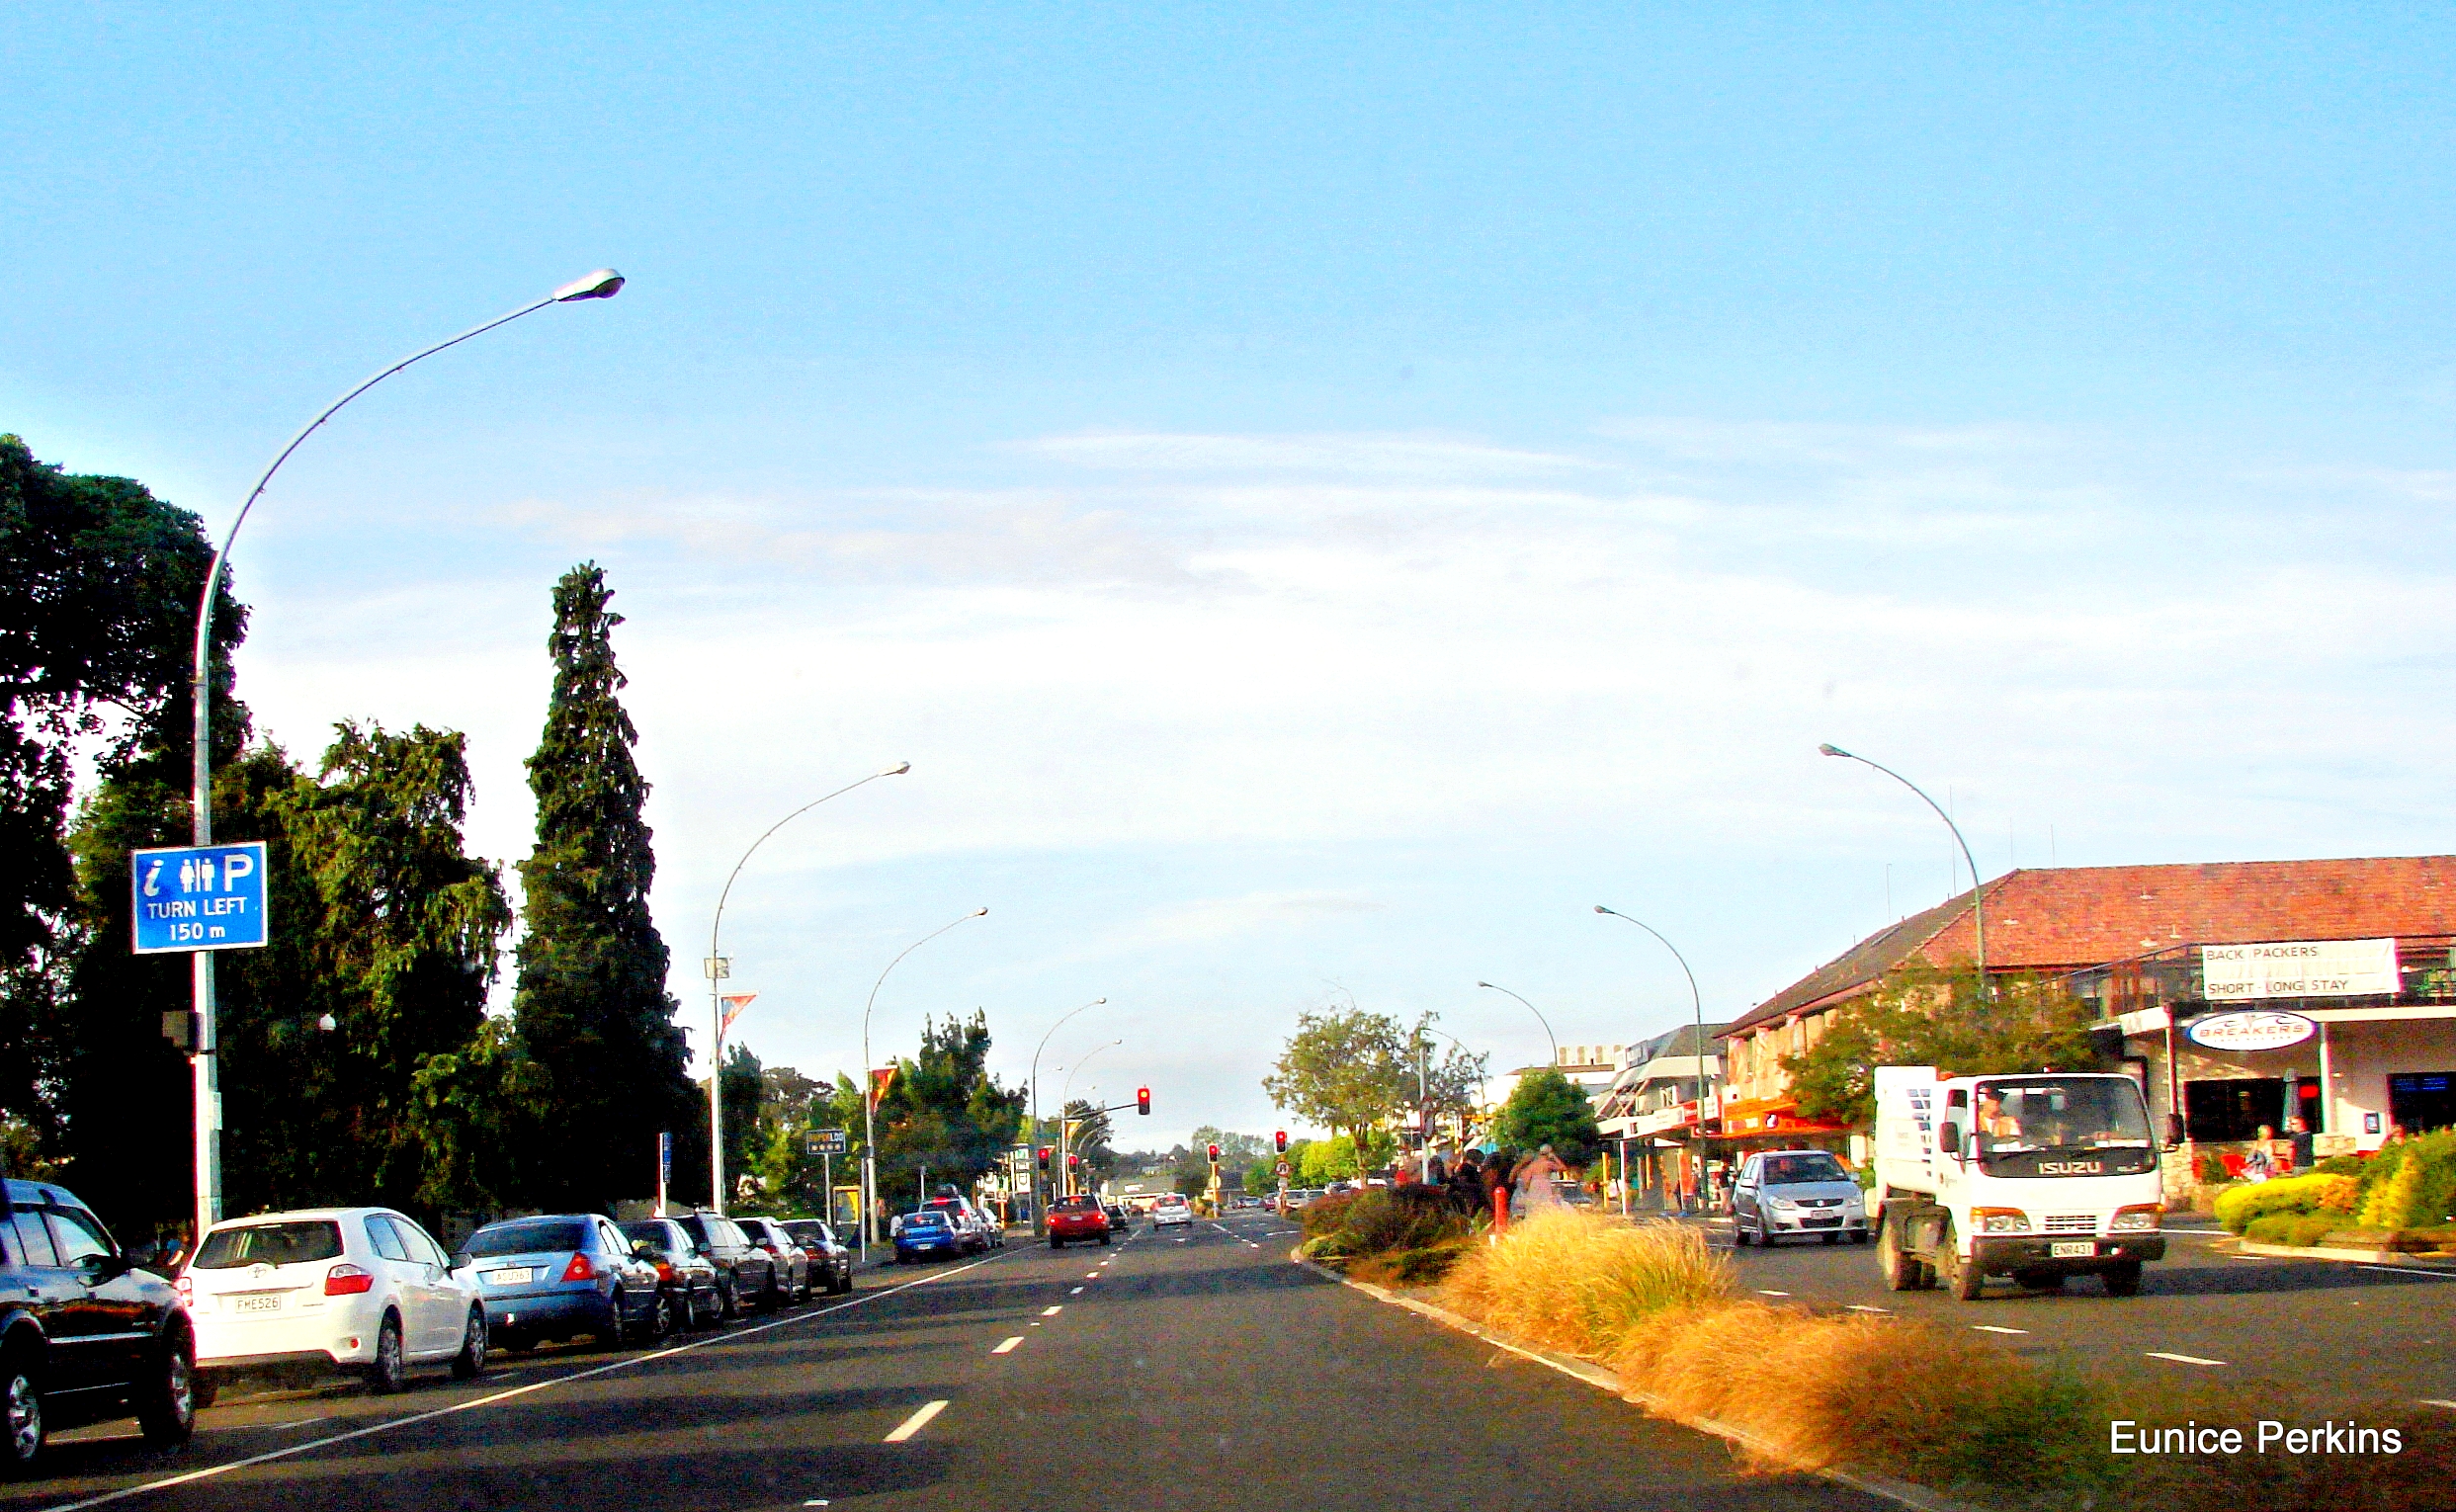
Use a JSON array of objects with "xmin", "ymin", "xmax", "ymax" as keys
[
  {"xmin": 1971, "ymin": 1325, "xmax": 2029, "ymax": 1336},
  {"xmin": 1754, "ymin": 1289, "xmax": 1790, "ymax": 1297},
  {"xmin": 34, "ymin": 1249, "xmax": 1017, "ymax": 1512},
  {"xmin": 2146, "ymin": 1352, "xmax": 2229, "ymax": 1367},
  {"xmin": 1069, "ymin": 1286, "xmax": 1084, "ymax": 1295},
  {"xmin": 884, "ymin": 1400, "xmax": 950, "ymax": 1443},
  {"xmin": 991, "ymin": 1336, "xmax": 1024, "ymax": 1355},
  {"xmin": 1041, "ymin": 1305, "xmax": 1062, "ymax": 1315},
  {"xmin": 1846, "ymin": 1305, "xmax": 1890, "ymax": 1314}
]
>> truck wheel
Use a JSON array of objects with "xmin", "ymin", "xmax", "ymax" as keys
[
  {"xmin": 2102, "ymin": 1261, "xmax": 2144, "ymax": 1298},
  {"xmin": 1878, "ymin": 1218, "xmax": 1923, "ymax": 1292},
  {"xmin": 1942, "ymin": 1228, "xmax": 1986, "ymax": 1302}
]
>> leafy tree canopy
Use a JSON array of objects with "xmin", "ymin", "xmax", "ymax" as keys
[
  {"xmin": 1494, "ymin": 1067, "xmax": 1600, "ymax": 1168},
  {"xmin": 1781, "ymin": 959, "xmax": 2105, "ymax": 1128},
  {"xmin": 1263, "ymin": 1006, "xmax": 1410, "ymax": 1143}
]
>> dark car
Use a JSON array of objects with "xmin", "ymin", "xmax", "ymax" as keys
[
  {"xmin": 461, "ymin": 1215, "xmax": 667, "ymax": 1352},
  {"xmin": 919, "ymin": 1197, "xmax": 994, "ymax": 1253},
  {"xmin": 890, "ymin": 1211, "xmax": 964, "ymax": 1264},
  {"xmin": 778, "ymin": 1220, "xmax": 854, "ymax": 1295},
  {"xmin": 735, "ymin": 1218, "xmax": 811, "ymax": 1305},
  {"xmin": 671, "ymin": 1214, "xmax": 774, "ymax": 1318},
  {"xmin": 1046, "ymin": 1194, "xmax": 1110, "ymax": 1249},
  {"xmin": 617, "ymin": 1219, "xmax": 724, "ymax": 1329},
  {"xmin": 2, "ymin": 1178, "xmax": 197, "ymax": 1475},
  {"xmin": 1104, "ymin": 1202, "xmax": 1134, "ymax": 1234}
]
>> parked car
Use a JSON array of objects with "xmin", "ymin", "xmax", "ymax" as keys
[
  {"xmin": 616, "ymin": 1218, "xmax": 724, "ymax": 1329},
  {"xmin": 735, "ymin": 1218, "xmax": 812, "ymax": 1304},
  {"xmin": 891, "ymin": 1210, "xmax": 965, "ymax": 1263},
  {"xmin": 1103, "ymin": 1201, "xmax": 1134, "ymax": 1233},
  {"xmin": 183, "ymin": 1208, "xmax": 484, "ymax": 1400},
  {"xmin": 462, "ymin": 1215, "xmax": 668, "ymax": 1352},
  {"xmin": 1046, "ymin": 1195, "xmax": 1110, "ymax": 1249},
  {"xmin": 669, "ymin": 1214, "xmax": 775, "ymax": 1317},
  {"xmin": 919, "ymin": 1196, "xmax": 998, "ymax": 1252},
  {"xmin": 777, "ymin": 1219, "xmax": 855, "ymax": 1295},
  {"xmin": 1731, "ymin": 1149, "xmax": 1869, "ymax": 1247},
  {"xmin": 1, "ymin": 1179, "xmax": 196, "ymax": 1475},
  {"xmin": 1151, "ymin": 1194, "xmax": 1193, "ymax": 1228}
]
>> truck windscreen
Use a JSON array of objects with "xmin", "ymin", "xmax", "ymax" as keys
[{"xmin": 1972, "ymin": 1077, "xmax": 2156, "ymax": 1178}]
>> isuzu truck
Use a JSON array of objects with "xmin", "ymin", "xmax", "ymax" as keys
[{"xmin": 1871, "ymin": 1065, "xmax": 2164, "ymax": 1300}]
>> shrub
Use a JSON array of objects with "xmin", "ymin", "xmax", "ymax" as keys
[
  {"xmin": 2196, "ymin": 1152, "xmax": 2233, "ymax": 1184},
  {"xmin": 2315, "ymin": 1153, "xmax": 2367, "ymax": 1177},
  {"xmin": 2213, "ymin": 1172, "xmax": 2358, "ymax": 1233},
  {"xmin": 1440, "ymin": 1212, "xmax": 1732, "ymax": 1356},
  {"xmin": 2244, "ymin": 1211, "xmax": 2341, "ymax": 1246},
  {"xmin": 2355, "ymin": 1130, "xmax": 2456, "ymax": 1230},
  {"xmin": 1300, "ymin": 1187, "xmax": 1468, "ymax": 1259}
]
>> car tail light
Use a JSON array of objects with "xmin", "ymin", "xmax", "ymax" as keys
[
  {"xmin": 324, "ymin": 1263, "xmax": 376, "ymax": 1296},
  {"xmin": 174, "ymin": 1275, "xmax": 194, "ymax": 1307},
  {"xmin": 654, "ymin": 1261, "xmax": 675, "ymax": 1282},
  {"xmin": 562, "ymin": 1251, "xmax": 596, "ymax": 1283}
]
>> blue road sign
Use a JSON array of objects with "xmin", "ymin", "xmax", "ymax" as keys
[{"xmin": 131, "ymin": 843, "xmax": 270, "ymax": 954}]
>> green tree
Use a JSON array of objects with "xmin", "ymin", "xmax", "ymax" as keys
[
  {"xmin": 1263, "ymin": 1006, "xmax": 1410, "ymax": 1154},
  {"xmin": 1, "ymin": 434, "xmax": 245, "ymax": 1200},
  {"xmin": 1495, "ymin": 1067, "xmax": 1600, "ymax": 1167},
  {"xmin": 1781, "ymin": 959, "xmax": 2104, "ymax": 1128},
  {"xmin": 870, "ymin": 1011, "xmax": 1025, "ymax": 1207},
  {"xmin": 511, "ymin": 564, "xmax": 695, "ymax": 1210}
]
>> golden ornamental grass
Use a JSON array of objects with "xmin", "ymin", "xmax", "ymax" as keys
[{"xmin": 1438, "ymin": 1212, "xmax": 1733, "ymax": 1357}]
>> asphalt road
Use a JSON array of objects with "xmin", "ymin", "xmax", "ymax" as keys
[
  {"xmin": 7, "ymin": 1214, "xmax": 1885, "ymax": 1512},
  {"xmin": 1698, "ymin": 1214, "xmax": 2456, "ymax": 1404}
]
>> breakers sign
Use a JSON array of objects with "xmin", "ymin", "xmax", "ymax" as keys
[{"xmin": 2201, "ymin": 939, "xmax": 2398, "ymax": 1002}]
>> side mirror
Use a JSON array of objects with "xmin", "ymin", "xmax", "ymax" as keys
[
  {"xmin": 1936, "ymin": 1124, "xmax": 1962, "ymax": 1155},
  {"xmin": 449, "ymin": 1252, "xmax": 470, "ymax": 1271}
]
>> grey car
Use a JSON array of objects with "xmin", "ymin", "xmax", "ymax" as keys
[{"xmin": 1731, "ymin": 1149, "xmax": 1869, "ymax": 1247}]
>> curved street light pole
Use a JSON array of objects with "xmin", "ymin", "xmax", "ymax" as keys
[
  {"xmin": 705, "ymin": 762, "xmax": 910, "ymax": 1215},
  {"xmin": 1592, "ymin": 906, "xmax": 1709, "ymax": 1109},
  {"xmin": 182, "ymin": 269, "xmax": 624, "ymax": 1244},
  {"xmin": 1819, "ymin": 743, "xmax": 1988, "ymax": 994},
  {"xmin": 1057, "ymin": 1040, "xmax": 1122, "ymax": 1197},
  {"xmin": 1029, "ymin": 998, "xmax": 1107, "ymax": 1232},
  {"xmin": 1475, "ymin": 980, "xmax": 1559, "ymax": 1066},
  {"xmin": 859, "ymin": 908, "xmax": 988, "ymax": 1262}
]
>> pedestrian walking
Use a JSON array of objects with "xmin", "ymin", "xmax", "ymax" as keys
[
  {"xmin": 1449, "ymin": 1149, "xmax": 1484, "ymax": 1217},
  {"xmin": 1515, "ymin": 1144, "xmax": 1567, "ymax": 1214},
  {"xmin": 2284, "ymin": 1116, "xmax": 2316, "ymax": 1172}
]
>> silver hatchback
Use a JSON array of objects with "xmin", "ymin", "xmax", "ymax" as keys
[{"xmin": 1731, "ymin": 1149, "xmax": 1868, "ymax": 1247}]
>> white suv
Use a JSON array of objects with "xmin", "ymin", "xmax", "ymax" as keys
[
  {"xmin": 181, "ymin": 1208, "xmax": 486, "ymax": 1399},
  {"xmin": 1152, "ymin": 1195, "xmax": 1193, "ymax": 1227}
]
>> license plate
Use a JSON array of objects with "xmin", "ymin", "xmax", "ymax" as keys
[
  {"xmin": 2050, "ymin": 1240, "xmax": 2096, "ymax": 1258},
  {"xmin": 484, "ymin": 1267, "xmax": 536, "ymax": 1285},
  {"xmin": 232, "ymin": 1294, "xmax": 283, "ymax": 1314}
]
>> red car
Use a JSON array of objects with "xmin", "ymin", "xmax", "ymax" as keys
[{"xmin": 1046, "ymin": 1195, "xmax": 1111, "ymax": 1249}]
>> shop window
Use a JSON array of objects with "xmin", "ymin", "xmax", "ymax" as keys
[
  {"xmin": 2184, "ymin": 1079, "xmax": 2283, "ymax": 1143},
  {"xmin": 2388, "ymin": 1073, "xmax": 2456, "ymax": 1135}
]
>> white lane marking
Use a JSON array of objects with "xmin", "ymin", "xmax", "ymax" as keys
[
  {"xmin": 1042, "ymin": 1305, "xmax": 1061, "ymax": 1316},
  {"xmin": 2421, "ymin": 1400, "xmax": 2456, "ymax": 1410},
  {"xmin": 35, "ymin": 1249, "xmax": 1016, "ymax": 1512},
  {"xmin": 1755, "ymin": 1289, "xmax": 1790, "ymax": 1297},
  {"xmin": 991, "ymin": 1336, "xmax": 1024, "ymax": 1354},
  {"xmin": 884, "ymin": 1400, "xmax": 950, "ymax": 1442},
  {"xmin": 259, "ymin": 1416, "xmax": 334, "ymax": 1432},
  {"xmin": 2363, "ymin": 1263, "xmax": 2456, "ymax": 1280},
  {"xmin": 1846, "ymin": 1305, "xmax": 1890, "ymax": 1314},
  {"xmin": 1086, "ymin": 1272, "xmax": 1100, "ymax": 1279},
  {"xmin": 1069, "ymin": 1286, "xmax": 1084, "ymax": 1295},
  {"xmin": 1972, "ymin": 1325, "xmax": 2029, "ymax": 1335},
  {"xmin": 2146, "ymin": 1351, "xmax": 2229, "ymax": 1367}
]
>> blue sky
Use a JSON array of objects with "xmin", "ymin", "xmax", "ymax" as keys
[{"xmin": 7, "ymin": 6, "xmax": 2454, "ymax": 1146}]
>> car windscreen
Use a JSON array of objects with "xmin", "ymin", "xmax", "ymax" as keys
[
  {"xmin": 194, "ymin": 1220, "xmax": 345, "ymax": 1269},
  {"xmin": 467, "ymin": 1219, "xmax": 588, "ymax": 1258},
  {"xmin": 1759, "ymin": 1154, "xmax": 1849, "ymax": 1186},
  {"xmin": 1975, "ymin": 1076, "xmax": 2157, "ymax": 1178},
  {"xmin": 902, "ymin": 1213, "xmax": 950, "ymax": 1228},
  {"xmin": 619, "ymin": 1221, "xmax": 680, "ymax": 1251},
  {"xmin": 1053, "ymin": 1198, "xmax": 1098, "ymax": 1211},
  {"xmin": 782, "ymin": 1221, "xmax": 829, "ymax": 1245}
]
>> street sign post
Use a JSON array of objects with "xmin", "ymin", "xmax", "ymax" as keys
[
  {"xmin": 657, "ymin": 1132, "xmax": 673, "ymax": 1216},
  {"xmin": 806, "ymin": 1128, "xmax": 849, "ymax": 1157},
  {"xmin": 131, "ymin": 843, "xmax": 270, "ymax": 954}
]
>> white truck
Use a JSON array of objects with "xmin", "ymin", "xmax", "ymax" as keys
[{"xmin": 1871, "ymin": 1065, "xmax": 2164, "ymax": 1300}]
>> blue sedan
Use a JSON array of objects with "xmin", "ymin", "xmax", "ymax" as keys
[
  {"xmin": 460, "ymin": 1215, "xmax": 669, "ymax": 1350},
  {"xmin": 890, "ymin": 1210, "xmax": 963, "ymax": 1264}
]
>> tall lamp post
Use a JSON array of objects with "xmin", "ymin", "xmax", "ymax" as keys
[
  {"xmin": 859, "ymin": 908, "xmax": 988, "ymax": 1262},
  {"xmin": 1591, "ymin": 907, "xmax": 1709, "ymax": 1109},
  {"xmin": 705, "ymin": 762, "xmax": 910, "ymax": 1214},
  {"xmin": 182, "ymin": 269, "xmax": 624, "ymax": 1244},
  {"xmin": 1057, "ymin": 1040, "xmax": 1122, "ymax": 1197},
  {"xmin": 1819, "ymin": 743, "xmax": 1988, "ymax": 993},
  {"xmin": 1474, "ymin": 980, "xmax": 1559, "ymax": 1066},
  {"xmin": 1029, "ymin": 998, "xmax": 1107, "ymax": 1231}
]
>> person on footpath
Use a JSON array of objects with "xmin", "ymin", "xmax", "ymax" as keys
[
  {"xmin": 1449, "ymin": 1149, "xmax": 1482, "ymax": 1216},
  {"xmin": 1515, "ymin": 1144, "xmax": 1567, "ymax": 1214},
  {"xmin": 2284, "ymin": 1116, "xmax": 2316, "ymax": 1173}
]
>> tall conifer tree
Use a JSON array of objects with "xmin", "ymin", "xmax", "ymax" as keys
[{"xmin": 512, "ymin": 564, "xmax": 691, "ymax": 1208}]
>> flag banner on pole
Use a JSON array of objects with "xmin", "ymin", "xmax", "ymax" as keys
[
  {"xmin": 719, "ymin": 992, "xmax": 757, "ymax": 1033},
  {"xmin": 869, "ymin": 1064, "xmax": 898, "ymax": 1110}
]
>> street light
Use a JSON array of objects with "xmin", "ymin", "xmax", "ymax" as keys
[
  {"xmin": 1058, "ymin": 1040, "xmax": 1122, "ymax": 1197},
  {"xmin": 181, "ymin": 269, "xmax": 623, "ymax": 1243},
  {"xmin": 1592, "ymin": 906, "xmax": 1709, "ymax": 1110},
  {"xmin": 1029, "ymin": 998, "xmax": 1107, "ymax": 1231},
  {"xmin": 705, "ymin": 762, "xmax": 910, "ymax": 1214},
  {"xmin": 1819, "ymin": 742, "xmax": 1988, "ymax": 992},
  {"xmin": 859, "ymin": 907, "xmax": 988, "ymax": 1261},
  {"xmin": 1474, "ymin": 981, "xmax": 1559, "ymax": 1064}
]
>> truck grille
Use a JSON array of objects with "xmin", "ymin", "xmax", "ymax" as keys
[{"xmin": 2043, "ymin": 1214, "xmax": 2097, "ymax": 1234}]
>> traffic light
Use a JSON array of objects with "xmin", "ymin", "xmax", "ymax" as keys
[
  {"xmin": 1037, "ymin": 1146, "xmax": 1052, "ymax": 1172},
  {"xmin": 1067, "ymin": 1152, "xmax": 1081, "ymax": 1169},
  {"xmin": 1137, "ymin": 1086, "xmax": 1151, "ymax": 1116},
  {"xmin": 1273, "ymin": 1130, "xmax": 1287, "ymax": 1154},
  {"xmin": 1206, "ymin": 1142, "xmax": 1221, "ymax": 1163}
]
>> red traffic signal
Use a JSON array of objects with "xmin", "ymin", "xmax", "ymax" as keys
[
  {"xmin": 1273, "ymin": 1130, "xmax": 1287, "ymax": 1153},
  {"xmin": 1037, "ymin": 1146, "xmax": 1052, "ymax": 1171},
  {"xmin": 1206, "ymin": 1142, "xmax": 1221, "ymax": 1163},
  {"xmin": 1137, "ymin": 1086, "xmax": 1151, "ymax": 1116},
  {"xmin": 1067, "ymin": 1152, "xmax": 1080, "ymax": 1168}
]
